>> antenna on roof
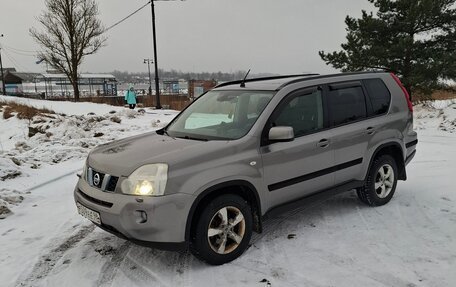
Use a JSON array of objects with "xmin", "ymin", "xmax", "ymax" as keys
[{"xmin": 240, "ymin": 69, "xmax": 251, "ymax": 88}]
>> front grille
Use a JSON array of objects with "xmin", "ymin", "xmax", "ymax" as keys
[
  {"xmin": 78, "ymin": 189, "xmax": 113, "ymax": 208},
  {"xmin": 87, "ymin": 167, "xmax": 119, "ymax": 192},
  {"xmin": 106, "ymin": 176, "xmax": 118, "ymax": 192}
]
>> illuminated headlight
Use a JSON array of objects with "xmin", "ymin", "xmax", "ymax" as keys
[{"xmin": 121, "ymin": 164, "xmax": 168, "ymax": 196}]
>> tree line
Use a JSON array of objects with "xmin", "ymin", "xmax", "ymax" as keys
[{"xmin": 111, "ymin": 69, "xmax": 253, "ymax": 83}]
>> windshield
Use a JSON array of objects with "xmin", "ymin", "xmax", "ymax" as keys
[{"xmin": 164, "ymin": 90, "xmax": 274, "ymax": 140}]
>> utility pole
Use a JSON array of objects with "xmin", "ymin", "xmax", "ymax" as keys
[
  {"xmin": 0, "ymin": 34, "xmax": 6, "ymax": 95},
  {"xmin": 150, "ymin": 0, "xmax": 161, "ymax": 109},
  {"xmin": 144, "ymin": 59, "xmax": 153, "ymax": 97},
  {"xmin": 149, "ymin": 0, "xmax": 183, "ymax": 109}
]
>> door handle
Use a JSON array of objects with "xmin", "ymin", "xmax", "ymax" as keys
[
  {"xmin": 366, "ymin": 127, "xmax": 375, "ymax": 135},
  {"xmin": 317, "ymin": 139, "xmax": 330, "ymax": 148}
]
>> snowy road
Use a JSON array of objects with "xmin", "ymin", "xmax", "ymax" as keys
[
  {"xmin": 0, "ymin": 132, "xmax": 454, "ymax": 287},
  {"xmin": 1, "ymin": 97, "xmax": 455, "ymax": 287}
]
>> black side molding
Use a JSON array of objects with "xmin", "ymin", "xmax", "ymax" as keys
[
  {"xmin": 268, "ymin": 158, "xmax": 363, "ymax": 192},
  {"xmin": 406, "ymin": 139, "xmax": 418, "ymax": 149},
  {"xmin": 264, "ymin": 180, "xmax": 364, "ymax": 219},
  {"xmin": 405, "ymin": 150, "xmax": 416, "ymax": 166}
]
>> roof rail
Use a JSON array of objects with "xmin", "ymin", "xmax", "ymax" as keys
[
  {"xmin": 214, "ymin": 73, "xmax": 320, "ymax": 89},
  {"xmin": 278, "ymin": 71, "xmax": 388, "ymax": 89}
]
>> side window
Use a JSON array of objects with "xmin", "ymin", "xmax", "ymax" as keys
[
  {"xmin": 328, "ymin": 86, "xmax": 367, "ymax": 126},
  {"xmin": 272, "ymin": 89, "xmax": 324, "ymax": 137},
  {"xmin": 364, "ymin": 79, "xmax": 391, "ymax": 116}
]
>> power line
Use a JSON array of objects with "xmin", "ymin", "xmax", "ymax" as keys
[
  {"xmin": 104, "ymin": 1, "xmax": 151, "ymax": 33},
  {"xmin": 3, "ymin": 46, "xmax": 37, "ymax": 57},
  {"xmin": 1, "ymin": 48, "xmax": 34, "ymax": 73},
  {"xmin": 2, "ymin": 44, "xmax": 37, "ymax": 54}
]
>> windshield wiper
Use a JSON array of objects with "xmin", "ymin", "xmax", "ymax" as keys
[{"xmin": 176, "ymin": 135, "xmax": 208, "ymax": 142}]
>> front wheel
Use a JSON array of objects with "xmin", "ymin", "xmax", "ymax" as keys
[
  {"xmin": 357, "ymin": 154, "xmax": 398, "ymax": 206},
  {"xmin": 190, "ymin": 194, "xmax": 253, "ymax": 265}
]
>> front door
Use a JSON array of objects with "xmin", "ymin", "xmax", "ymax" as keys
[{"xmin": 261, "ymin": 87, "xmax": 335, "ymax": 209}]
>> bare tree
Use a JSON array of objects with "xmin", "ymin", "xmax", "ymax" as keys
[{"xmin": 30, "ymin": 0, "xmax": 106, "ymax": 101}]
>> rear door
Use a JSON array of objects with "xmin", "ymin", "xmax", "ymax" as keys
[
  {"xmin": 261, "ymin": 87, "xmax": 335, "ymax": 207},
  {"xmin": 326, "ymin": 81, "xmax": 372, "ymax": 185}
]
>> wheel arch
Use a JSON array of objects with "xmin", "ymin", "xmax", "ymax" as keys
[
  {"xmin": 185, "ymin": 180, "xmax": 262, "ymax": 243},
  {"xmin": 367, "ymin": 142, "xmax": 406, "ymax": 181}
]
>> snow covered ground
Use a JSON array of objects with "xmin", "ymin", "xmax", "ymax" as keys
[{"xmin": 0, "ymin": 95, "xmax": 455, "ymax": 287}]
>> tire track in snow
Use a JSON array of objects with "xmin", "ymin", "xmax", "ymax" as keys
[
  {"xmin": 124, "ymin": 252, "xmax": 173, "ymax": 287},
  {"xmin": 169, "ymin": 251, "xmax": 193, "ymax": 287},
  {"xmin": 25, "ymin": 168, "xmax": 81, "ymax": 192},
  {"xmin": 17, "ymin": 225, "xmax": 95, "ymax": 287},
  {"xmin": 96, "ymin": 241, "xmax": 133, "ymax": 287},
  {"xmin": 103, "ymin": 246, "xmax": 193, "ymax": 287}
]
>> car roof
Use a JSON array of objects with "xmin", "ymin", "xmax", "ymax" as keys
[{"xmin": 214, "ymin": 71, "xmax": 389, "ymax": 91}]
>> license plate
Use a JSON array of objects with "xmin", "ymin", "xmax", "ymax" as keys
[{"xmin": 76, "ymin": 202, "xmax": 101, "ymax": 224}]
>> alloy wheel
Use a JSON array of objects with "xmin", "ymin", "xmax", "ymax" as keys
[
  {"xmin": 375, "ymin": 164, "xmax": 395, "ymax": 198},
  {"xmin": 207, "ymin": 206, "xmax": 246, "ymax": 254}
]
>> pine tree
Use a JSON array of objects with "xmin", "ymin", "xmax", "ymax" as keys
[{"xmin": 319, "ymin": 0, "xmax": 456, "ymax": 97}]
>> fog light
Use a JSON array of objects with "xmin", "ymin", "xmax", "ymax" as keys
[{"xmin": 135, "ymin": 210, "xmax": 147, "ymax": 224}]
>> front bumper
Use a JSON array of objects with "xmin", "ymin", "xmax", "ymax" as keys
[{"xmin": 74, "ymin": 178, "xmax": 195, "ymax": 250}]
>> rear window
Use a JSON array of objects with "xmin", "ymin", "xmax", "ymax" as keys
[
  {"xmin": 364, "ymin": 79, "xmax": 391, "ymax": 116},
  {"xmin": 328, "ymin": 86, "xmax": 367, "ymax": 126}
]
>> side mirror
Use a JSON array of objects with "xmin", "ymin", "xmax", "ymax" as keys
[{"xmin": 268, "ymin": 126, "xmax": 294, "ymax": 142}]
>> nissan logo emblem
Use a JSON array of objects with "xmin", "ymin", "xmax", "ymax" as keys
[{"xmin": 93, "ymin": 173, "xmax": 101, "ymax": 186}]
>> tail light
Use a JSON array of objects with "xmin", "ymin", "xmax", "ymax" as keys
[{"xmin": 391, "ymin": 73, "xmax": 413, "ymax": 113}]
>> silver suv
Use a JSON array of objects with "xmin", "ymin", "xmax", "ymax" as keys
[{"xmin": 74, "ymin": 72, "xmax": 417, "ymax": 265}]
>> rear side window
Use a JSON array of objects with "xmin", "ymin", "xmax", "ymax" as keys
[
  {"xmin": 328, "ymin": 86, "xmax": 367, "ymax": 126},
  {"xmin": 364, "ymin": 79, "xmax": 391, "ymax": 115}
]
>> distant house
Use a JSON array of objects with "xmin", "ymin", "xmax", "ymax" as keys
[
  {"xmin": 3, "ymin": 71, "xmax": 42, "ymax": 95},
  {"xmin": 188, "ymin": 80, "xmax": 217, "ymax": 99}
]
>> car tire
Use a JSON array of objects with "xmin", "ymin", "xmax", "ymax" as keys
[
  {"xmin": 357, "ymin": 154, "xmax": 398, "ymax": 206},
  {"xmin": 190, "ymin": 194, "xmax": 253, "ymax": 265}
]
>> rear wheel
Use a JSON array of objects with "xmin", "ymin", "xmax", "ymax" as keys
[
  {"xmin": 357, "ymin": 154, "xmax": 398, "ymax": 206},
  {"xmin": 190, "ymin": 194, "xmax": 253, "ymax": 265}
]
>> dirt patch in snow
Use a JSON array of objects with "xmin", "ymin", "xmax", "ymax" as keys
[
  {"xmin": 0, "ymin": 158, "xmax": 22, "ymax": 181},
  {"xmin": 0, "ymin": 189, "xmax": 26, "ymax": 219}
]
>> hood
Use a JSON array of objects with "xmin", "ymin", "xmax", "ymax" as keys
[{"xmin": 88, "ymin": 132, "xmax": 208, "ymax": 176}]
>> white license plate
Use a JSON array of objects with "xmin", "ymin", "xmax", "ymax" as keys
[{"xmin": 76, "ymin": 202, "xmax": 101, "ymax": 224}]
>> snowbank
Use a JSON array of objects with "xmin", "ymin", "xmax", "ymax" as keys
[
  {"xmin": 0, "ymin": 95, "xmax": 160, "ymax": 116},
  {"xmin": 414, "ymin": 99, "xmax": 456, "ymax": 133}
]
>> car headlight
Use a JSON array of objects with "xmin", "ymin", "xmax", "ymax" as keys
[
  {"xmin": 81, "ymin": 160, "xmax": 88, "ymax": 181},
  {"xmin": 121, "ymin": 164, "xmax": 168, "ymax": 196}
]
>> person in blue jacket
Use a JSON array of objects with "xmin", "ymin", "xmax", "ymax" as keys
[{"xmin": 125, "ymin": 85, "xmax": 137, "ymax": 109}]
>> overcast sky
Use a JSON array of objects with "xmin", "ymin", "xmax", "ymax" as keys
[{"xmin": 0, "ymin": 0, "xmax": 374, "ymax": 75}]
